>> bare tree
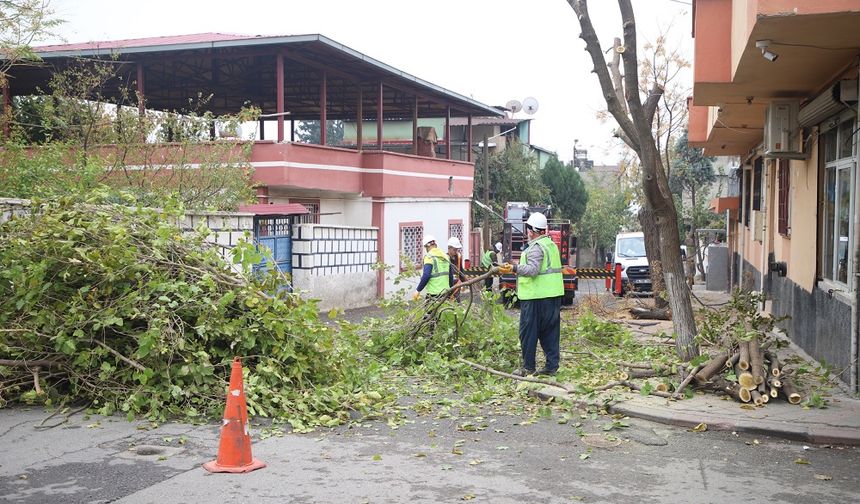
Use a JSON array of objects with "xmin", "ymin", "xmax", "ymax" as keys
[{"xmin": 568, "ymin": 0, "xmax": 698, "ymax": 360}]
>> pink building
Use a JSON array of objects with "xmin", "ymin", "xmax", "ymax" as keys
[{"xmin": 7, "ymin": 33, "xmax": 502, "ymax": 302}]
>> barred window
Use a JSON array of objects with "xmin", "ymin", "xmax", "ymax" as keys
[
  {"xmin": 289, "ymin": 198, "xmax": 320, "ymax": 224},
  {"xmin": 399, "ymin": 223, "xmax": 423, "ymax": 271},
  {"xmin": 777, "ymin": 160, "xmax": 790, "ymax": 236},
  {"xmin": 448, "ymin": 221, "xmax": 463, "ymax": 245}
]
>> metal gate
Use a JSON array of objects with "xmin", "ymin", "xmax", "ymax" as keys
[{"xmin": 254, "ymin": 216, "xmax": 292, "ymax": 275}]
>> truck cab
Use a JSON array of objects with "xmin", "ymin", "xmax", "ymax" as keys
[{"xmin": 613, "ymin": 231, "xmax": 650, "ymax": 293}]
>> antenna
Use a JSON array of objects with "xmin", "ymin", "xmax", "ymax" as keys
[
  {"xmin": 523, "ymin": 97, "xmax": 539, "ymax": 115},
  {"xmin": 506, "ymin": 99, "xmax": 522, "ymax": 114}
]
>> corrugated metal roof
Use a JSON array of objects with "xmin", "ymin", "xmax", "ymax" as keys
[
  {"xmin": 238, "ymin": 203, "xmax": 309, "ymax": 216},
  {"xmin": 448, "ymin": 117, "xmax": 526, "ymax": 127},
  {"xmin": 34, "ymin": 33, "xmax": 258, "ymax": 53}
]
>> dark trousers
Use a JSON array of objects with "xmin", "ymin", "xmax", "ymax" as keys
[
  {"xmin": 518, "ymin": 296, "xmax": 561, "ymax": 371},
  {"xmin": 484, "ymin": 276, "xmax": 493, "ymax": 291}
]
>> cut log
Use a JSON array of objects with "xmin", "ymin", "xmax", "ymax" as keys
[
  {"xmin": 616, "ymin": 361, "xmax": 654, "ymax": 370},
  {"xmin": 749, "ymin": 337, "xmax": 765, "ymax": 385},
  {"xmin": 767, "ymin": 376, "xmax": 783, "ymax": 389},
  {"xmin": 724, "ymin": 352, "xmax": 740, "ymax": 370},
  {"xmin": 757, "ymin": 382, "xmax": 767, "ymax": 395},
  {"xmin": 629, "ymin": 307, "xmax": 671, "ymax": 320},
  {"xmin": 750, "ymin": 390, "xmax": 763, "ymax": 406},
  {"xmin": 672, "ymin": 364, "xmax": 702, "ymax": 399},
  {"xmin": 627, "ymin": 368, "xmax": 670, "ymax": 379},
  {"xmin": 693, "ymin": 352, "xmax": 729, "ymax": 385},
  {"xmin": 617, "ymin": 371, "xmax": 630, "ymax": 381},
  {"xmin": 761, "ymin": 391, "xmax": 770, "ymax": 404},
  {"xmin": 711, "ymin": 377, "xmax": 750, "ymax": 403},
  {"xmin": 769, "ymin": 387, "xmax": 779, "ymax": 398},
  {"xmin": 735, "ymin": 363, "xmax": 756, "ymax": 391},
  {"xmin": 738, "ymin": 341, "xmax": 750, "ymax": 371},
  {"xmin": 655, "ymin": 383, "xmax": 669, "ymax": 393},
  {"xmin": 781, "ymin": 378, "xmax": 802, "ymax": 404},
  {"xmin": 765, "ymin": 351, "xmax": 781, "ymax": 377}
]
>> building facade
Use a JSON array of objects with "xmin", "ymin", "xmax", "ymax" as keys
[{"xmin": 689, "ymin": 0, "xmax": 860, "ymax": 390}]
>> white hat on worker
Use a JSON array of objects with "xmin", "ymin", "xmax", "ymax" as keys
[
  {"xmin": 422, "ymin": 234, "xmax": 437, "ymax": 246},
  {"xmin": 447, "ymin": 237, "xmax": 462, "ymax": 249},
  {"xmin": 526, "ymin": 212, "xmax": 548, "ymax": 230},
  {"xmin": 495, "ymin": 242, "xmax": 502, "ymax": 252}
]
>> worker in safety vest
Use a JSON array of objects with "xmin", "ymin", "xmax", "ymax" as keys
[
  {"xmin": 412, "ymin": 235, "xmax": 454, "ymax": 301},
  {"xmin": 481, "ymin": 242, "xmax": 501, "ymax": 291},
  {"xmin": 498, "ymin": 212, "xmax": 563, "ymax": 376}
]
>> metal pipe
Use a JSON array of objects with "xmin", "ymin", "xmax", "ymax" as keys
[
  {"xmin": 377, "ymin": 82, "xmax": 383, "ymax": 151},
  {"xmin": 320, "ymin": 71, "xmax": 327, "ymax": 146},
  {"xmin": 467, "ymin": 114, "xmax": 473, "ymax": 163},
  {"xmin": 851, "ymin": 71, "xmax": 860, "ymax": 392}
]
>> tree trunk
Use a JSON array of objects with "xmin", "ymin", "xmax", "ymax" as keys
[{"xmin": 638, "ymin": 208, "xmax": 668, "ymax": 310}]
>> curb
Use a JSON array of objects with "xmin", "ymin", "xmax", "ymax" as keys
[
  {"xmin": 608, "ymin": 401, "xmax": 860, "ymax": 447},
  {"xmin": 530, "ymin": 387, "xmax": 860, "ymax": 446}
]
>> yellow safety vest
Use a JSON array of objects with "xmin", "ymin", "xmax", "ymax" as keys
[
  {"xmin": 423, "ymin": 247, "xmax": 451, "ymax": 295},
  {"xmin": 517, "ymin": 235, "xmax": 564, "ymax": 300}
]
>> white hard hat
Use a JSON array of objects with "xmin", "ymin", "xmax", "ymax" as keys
[
  {"xmin": 526, "ymin": 212, "xmax": 548, "ymax": 230},
  {"xmin": 495, "ymin": 242, "xmax": 502, "ymax": 251},
  {"xmin": 447, "ymin": 236, "xmax": 462, "ymax": 249},
  {"xmin": 422, "ymin": 234, "xmax": 437, "ymax": 246}
]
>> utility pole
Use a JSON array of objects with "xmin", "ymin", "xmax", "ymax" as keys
[{"xmin": 482, "ymin": 134, "xmax": 490, "ymax": 252}]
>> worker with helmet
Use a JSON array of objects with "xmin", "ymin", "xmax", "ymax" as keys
[
  {"xmin": 481, "ymin": 242, "xmax": 503, "ymax": 292},
  {"xmin": 412, "ymin": 234, "xmax": 454, "ymax": 301},
  {"xmin": 447, "ymin": 236, "xmax": 466, "ymax": 301},
  {"xmin": 498, "ymin": 212, "xmax": 563, "ymax": 376}
]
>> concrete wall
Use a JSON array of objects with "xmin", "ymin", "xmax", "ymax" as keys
[
  {"xmin": 380, "ymin": 197, "xmax": 471, "ymax": 297},
  {"xmin": 291, "ymin": 224, "xmax": 378, "ymax": 310}
]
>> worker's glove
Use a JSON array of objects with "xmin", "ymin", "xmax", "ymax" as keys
[
  {"xmin": 498, "ymin": 263, "xmax": 514, "ymax": 274},
  {"xmin": 412, "ymin": 291, "xmax": 421, "ymax": 302}
]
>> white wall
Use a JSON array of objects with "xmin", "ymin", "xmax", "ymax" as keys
[{"xmin": 381, "ymin": 197, "xmax": 471, "ymax": 297}]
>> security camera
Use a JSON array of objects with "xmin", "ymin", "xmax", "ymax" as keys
[
  {"xmin": 761, "ymin": 50, "xmax": 779, "ymax": 62},
  {"xmin": 755, "ymin": 40, "xmax": 779, "ymax": 62}
]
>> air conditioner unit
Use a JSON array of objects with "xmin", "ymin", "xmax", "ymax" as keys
[
  {"xmin": 763, "ymin": 101, "xmax": 803, "ymax": 159},
  {"xmin": 797, "ymin": 80, "xmax": 858, "ymax": 127}
]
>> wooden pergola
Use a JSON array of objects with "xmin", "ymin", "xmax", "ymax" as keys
[{"xmin": 6, "ymin": 33, "xmax": 502, "ymax": 161}]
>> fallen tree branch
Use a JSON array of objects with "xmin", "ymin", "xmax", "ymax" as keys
[
  {"xmin": 0, "ymin": 359, "xmax": 61, "ymax": 368},
  {"xmin": 93, "ymin": 340, "xmax": 145, "ymax": 372},
  {"xmin": 674, "ymin": 364, "xmax": 703, "ymax": 399},
  {"xmin": 458, "ymin": 358, "xmax": 574, "ymax": 392}
]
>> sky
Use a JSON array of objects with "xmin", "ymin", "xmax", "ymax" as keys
[{"xmin": 40, "ymin": 0, "xmax": 693, "ymax": 165}]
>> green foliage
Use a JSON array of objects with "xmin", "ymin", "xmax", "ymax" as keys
[
  {"xmin": 697, "ymin": 290, "xmax": 783, "ymax": 347},
  {"xmin": 295, "ymin": 120, "xmax": 345, "ymax": 146},
  {"xmin": 541, "ymin": 156, "xmax": 588, "ymax": 223},
  {"xmin": 0, "ymin": 194, "xmax": 387, "ymax": 427},
  {"xmin": 577, "ymin": 174, "xmax": 632, "ymax": 261},
  {"xmin": 472, "ymin": 139, "xmax": 551, "ymax": 238}
]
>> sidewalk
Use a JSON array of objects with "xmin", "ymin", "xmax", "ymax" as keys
[
  {"xmin": 557, "ymin": 285, "xmax": 860, "ymax": 446},
  {"xmin": 608, "ymin": 390, "xmax": 860, "ymax": 446}
]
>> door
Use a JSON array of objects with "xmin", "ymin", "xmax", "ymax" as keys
[{"xmin": 254, "ymin": 215, "xmax": 292, "ymax": 276}]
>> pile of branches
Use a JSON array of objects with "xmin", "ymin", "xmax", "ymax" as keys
[
  {"xmin": 0, "ymin": 194, "xmax": 386, "ymax": 428},
  {"xmin": 605, "ymin": 291, "xmax": 805, "ymax": 406}
]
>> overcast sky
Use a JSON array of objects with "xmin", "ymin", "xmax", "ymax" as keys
[{"xmin": 42, "ymin": 0, "xmax": 693, "ymax": 165}]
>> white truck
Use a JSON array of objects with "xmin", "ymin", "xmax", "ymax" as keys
[{"xmin": 613, "ymin": 231, "xmax": 650, "ymax": 294}]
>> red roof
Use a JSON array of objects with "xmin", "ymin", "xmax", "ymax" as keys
[
  {"xmin": 238, "ymin": 203, "xmax": 309, "ymax": 216},
  {"xmin": 34, "ymin": 32, "xmax": 264, "ymax": 53}
]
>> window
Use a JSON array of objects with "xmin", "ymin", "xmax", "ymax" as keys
[
  {"xmin": 399, "ymin": 222, "xmax": 423, "ymax": 271},
  {"xmin": 448, "ymin": 220, "xmax": 463, "ymax": 247},
  {"xmin": 777, "ymin": 160, "xmax": 790, "ymax": 236},
  {"xmin": 752, "ymin": 158, "xmax": 762, "ymax": 211},
  {"xmin": 743, "ymin": 168, "xmax": 751, "ymax": 227},
  {"xmin": 820, "ymin": 116, "xmax": 856, "ymax": 285},
  {"xmin": 290, "ymin": 198, "xmax": 320, "ymax": 224}
]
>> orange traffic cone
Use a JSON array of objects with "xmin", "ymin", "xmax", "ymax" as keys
[{"xmin": 203, "ymin": 357, "xmax": 267, "ymax": 473}]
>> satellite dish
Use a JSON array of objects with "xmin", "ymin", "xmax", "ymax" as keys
[
  {"xmin": 523, "ymin": 97, "xmax": 539, "ymax": 115},
  {"xmin": 506, "ymin": 100, "xmax": 522, "ymax": 114}
]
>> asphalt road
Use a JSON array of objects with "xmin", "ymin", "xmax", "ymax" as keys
[{"xmin": 2, "ymin": 402, "xmax": 858, "ymax": 504}]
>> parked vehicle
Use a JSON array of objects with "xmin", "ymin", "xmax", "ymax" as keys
[{"xmin": 611, "ymin": 231, "xmax": 688, "ymax": 295}]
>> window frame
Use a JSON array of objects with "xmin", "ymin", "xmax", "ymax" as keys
[
  {"xmin": 777, "ymin": 159, "xmax": 791, "ymax": 236},
  {"xmin": 819, "ymin": 113, "xmax": 857, "ymax": 287},
  {"xmin": 399, "ymin": 221, "xmax": 424, "ymax": 272},
  {"xmin": 289, "ymin": 198, "xmax": 321, "ymax": 224}
]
